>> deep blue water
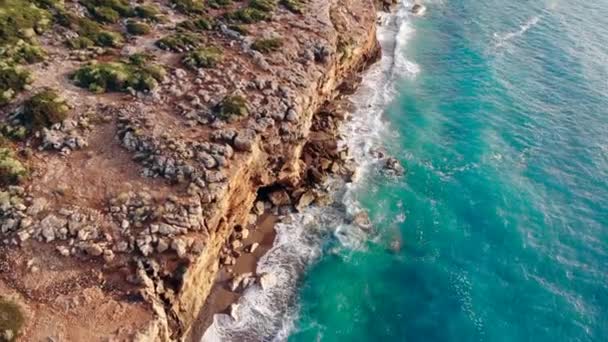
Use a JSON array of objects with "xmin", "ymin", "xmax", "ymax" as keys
[{"xmin": 289, "ymin": 1, "xmax": 608, "ymax": 341}]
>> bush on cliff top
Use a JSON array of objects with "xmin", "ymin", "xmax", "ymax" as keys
[
  {"xmin": 0, "ymin": 145, "xmax": 28, "ymax": 186},
  {"xmin": 0, "ymin": 0, "xmax": 52, "ymax": 47},
  {"xmin": 21, "ymin": 89, "xmax": 69, "ymax": 129},
  {"xmin": 126, "ymin": 20, "xmax": 151, "ymax": 35},
  {"xmin": 251, "ymin": 37, "xmax": 282, "ymax": 53},
  {"xmin": 57, "ymin": 12, "xmax": 124, "ymax": 48},
  {"xmin": 71, "ymin": 58, "xmax": 166, "ymax": 93},
  {"xmin": 79, "ymin": 0, "xmax": 135, "ymax": 19},
  {"xmin": 134, "ymin": 4, "xmax": 161, "ymax": 20},
  {"xmin": 171, "ymin": 0, "xmax": 205, "ymax": 15},
  {"xmin": 183, "ymin": 47, "xmax": 223, "ymax": 69},
  {"xmin": 250, "ymin": 0, "xmax": 277, "ymax": 12},
  {"xmin": 225, "ymin": 8, "xmax": 270, "ymax": 24},
  {"xmin": 216, "ymin": 95, "xmax": 248, "ymax": 120},
  {"xmin": 0, "ymin": 64, "xmax": 32, "ymax": 106},
  {"xmin": 177, "ymin": 17, "xmax": 214, "ymax": 32},
  {"xmin": 207, "ymin": 0, "xmax": 231, "ymax": 9},
  {"xmin": 156, "ymin": 33, "xmax": 200, "ymax": 52},
  {"xmin": 280, "ymin": 0, "xmax": 304, "ymax": 13}
]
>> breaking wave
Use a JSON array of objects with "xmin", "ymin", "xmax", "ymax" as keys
[{"xmin": 202, "ymin": 2, "xmax": 419, "ymax": 341}]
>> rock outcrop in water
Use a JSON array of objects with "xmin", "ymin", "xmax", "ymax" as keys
[{"xmin": 0, "ymin": 0, "xmax": 391, "ymax": 340}]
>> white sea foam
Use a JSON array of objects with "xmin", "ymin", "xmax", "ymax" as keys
[
  {"xmin": 202, "ymin": 2, "xmax": 419, "ymax": 341},
  {"xmin": 493, "ymin": 15, "xmax": 541, "ymax": 48}
]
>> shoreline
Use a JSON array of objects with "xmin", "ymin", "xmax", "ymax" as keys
[
  {"xmin": 192, "ymin": 3, "xmax": 409, "ymax": 339},
  {"xmin": 187, "ymin": 213, "xmax": 278, "ymax": 341}
]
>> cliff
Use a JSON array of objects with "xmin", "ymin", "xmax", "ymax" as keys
[{"xmin": 0, "ymin": 0, "xmax": 384, "ymax": 340}]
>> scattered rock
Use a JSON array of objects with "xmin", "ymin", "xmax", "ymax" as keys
[
  {"xmin": 171, "ymin": 238, "xmax": 188, "ymax": 258},
  {"xmin": 296, "ymin": 191, "xmax": 316, "ymax": 211},
  {"xmin": 229, "ymin": 303, "xmax": 240, "ymax": 321},
  {"xmin": 268, "ymin": 189, "xmax": 291, "ymax": 207},
  {"xmin": 353, "ymin": 212, "xmax": 372, "ymax": 230},
  {"xmin": 247, "ymin": 242, "xmax": 259, "ymax": 253},
  {"xmin": 84, "ymin": 243, "xmax": 103, "ymax": 257},
  {"xmin": 259, "ymin": 272, "xmax": 277, "ymax": 290},
  {"xmin": 383, "ymin": 157, "xmax": 405, "ymax": 176}
]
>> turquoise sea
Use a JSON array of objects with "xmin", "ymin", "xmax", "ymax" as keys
[
  {"xmin": 290, "ymin": 0, "xmax": 608, "ymax": 341},
  {"xmin": 203, "ymin": 1, "xmax": 608, "ymax": 341}
]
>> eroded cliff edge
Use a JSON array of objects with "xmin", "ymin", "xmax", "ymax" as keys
[{"xmin": 0, "ymin": 0, "xmax": 393, "ymax": 340}]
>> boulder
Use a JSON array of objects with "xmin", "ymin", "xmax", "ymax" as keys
[
  {"xmin": 229, "ymin": 303, "xmax": 240, "ymax": 321},
  {"xmin": 268, "ymin": 189, "xmax": 291, "ymax": 207},
  {"xmin": 259, "ymin": 272, "xmax": 277, "ymax": 290},
  {"xmin": 233, "ymin": 129, "xmax": 256, "ymax": 152},
  {"xmin": 296, "ymin": 191, "xmax": 316, "ymax": 211},
  {"xmin": 247, "ymin": 242, "xmax": 259, "ymax": 253},
  {"xmin": 353, "ymin": 212, "xmax": 372, "ymax": 230}
]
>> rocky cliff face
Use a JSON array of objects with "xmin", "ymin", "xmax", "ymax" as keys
[{"xmin": 0, "ymin": 0, "xmax": 384, "ymax": 340}]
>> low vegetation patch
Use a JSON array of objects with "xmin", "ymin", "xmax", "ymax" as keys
[
  {"xmin": 156, "ymin": 33, "xmax": 200, "ymax": 52},
  {"xmin": 0, "ymin": 0, "xmax": 52, "ymax": 47},
  {"xmin": 207, "ymin": 0, "xmax": 231, "ymax": 9},
  {"xmin": 228, "ymin": 24, "xmax": 250, "ymax": 36},
  {"xmin": 171, "ymin": 0, "xmax": 205, "ymax": 15},
  {"xmin": 280, "ymin": 0, "xmax": 304, "ymax": 13},
  {"xmin": 216, "ymin": 95, "xmax": 248, "ymax": 120},
  {"xmin": 0, "ymin": 145, "xmax": 27, "ymax": 186},
  {"xmin": 251, "ymin": 37, "xmax": 283, "ymax": 53},
  {"xmin": 21, "ymin": 89, "xmax": 69, "ymax": 129},
  {"xmin": 0, "ymin": 0, "xmax": 53, "ymax": 66},
  {"xmin": 126, "ymin": 20, "xmax": 151, "ymax": 35},
  {"xmin": 183, "ymin": 46, "xmax": 223, "ymax": 69},
  {"xmin": 250, "ymin": 0, "xmax": 277, "ymax": 12},
  {"xmin": 0, "ymin": 64, "xmax": 32, "ymax": 106},
  {"xmin": 225, "ymin": 8, "xmax": 270, "ymax": 24},
  {"xmin": 79, "ymin": 0, "xmax": 135, "ymax": 22},
  {"xmin": 134, "ymin": 4, "xmax": 162, "ymax": 21},
  {"xmin": 177, "ymin": 17, "xmax": 214, "ymax": 32},
  {"xmin": 57, "ymin": 12, "xmax": 123, "ymax": 48},
  {"xmin": 1, "ymin": 40, "xmax": 46, "ymax": 65},
  {"xmin": 71, "ymin": 57, "xmax": 166, "ymax": 93}
]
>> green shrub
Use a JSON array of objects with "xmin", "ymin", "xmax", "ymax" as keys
[
  {"xmin": 216, "ymin": 95, "xmax": 248, "ymax": 119},
  {"xmin": 280, "ymin": 0, "xmax": 303, "ymax": 13},
  {"xmin": 0, "ymin": 64, "xmax": 31, "ymax": 105},
  {"xmin": 127, "ymin": 52, "xmax": 153, "ymax": 66},
  {"xmin": 71, "ymin": 59, "xmax": 166, "ymax": 93},
  {"xmin": 183, "ymin": 47, "xmax": 223, "ymax": 69},
  {"xmin": 251, "ymin": 37, "xmax": 282, "ymax": 53},
  {"xmin": 135, "ymin": 4, "xmax": 161, "ymax": 20},
  {"xmin": 91, "ymin": 6, "xmax": 121, "ymax": 23},
  {"xmin": 250, "ymin": 0, "xmax": 277, "ymax": 12},
  {"xmin": 32, "ymin": 0, "xmax": 65, "ymax": 9},
  {"xmin": 207, "ymin": 0, "xmax": 231, "ymax": 9},
  {"xmin": 0, "ymin": 147, "xmax": 27, "ymax": 186},
  {"xmin": 0, "ymin": 40, "xmax": 46, "ymax": 64},
  {"xmin": 226, "ymin": 8, "xmax": 270, "ymax": 23},
  {"xmin": 177, "ymin": 17, "xmax": 214, "ymax": 32},
  {"xmin": 171, "ymin": 0, "xmax": 205, "ymax": 15},
  {"xmin": 0, "ymin": 0, "xmax": 52, "ymax": 47},
  {"xmin": 228, "ymin": 24, "xmax": 249, "ymax": 36},
  {"xmin": 22, "ymin": 89, "xmax": 69, "ymax": 128},
  {"xmin": 58, "ymin": 13, "xmax": 124, "ymax": 47},
  {"xmin": 66, "ymin": 36, "xmax": 95, "ymax": 49},
  {"xmin": 126, "ymin": 20, "xmax": 151, "ymax": 35},
  {"xmin": 79, "ymin": 0, "xmax": 134, "ymax": 18},
  {"xmin": 156, "ymin": 33, "xmax": 200, "ymax": 52}
]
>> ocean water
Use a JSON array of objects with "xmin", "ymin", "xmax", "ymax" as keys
[{"xmin": 204, "ymin": 0, "xmax": 608, "ymax": 341}]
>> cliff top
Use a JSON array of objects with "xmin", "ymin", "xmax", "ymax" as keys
[{"xmin": 0, "ymin": 0, "xmax": 382, "ymax": 340}]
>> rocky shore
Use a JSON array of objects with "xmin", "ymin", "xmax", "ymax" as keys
[{"xmin": 0, "ymin": 0, "xmax": 400, "ymax": 340}]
